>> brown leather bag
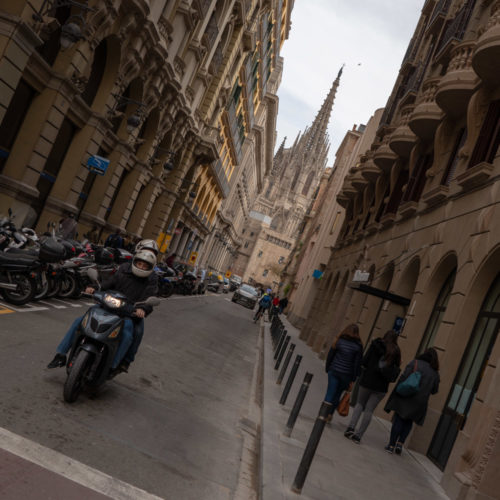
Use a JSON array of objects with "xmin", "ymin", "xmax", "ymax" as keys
[{"xmin": 337, "ymin": 390, "xmax": 351, "ymax": 417}]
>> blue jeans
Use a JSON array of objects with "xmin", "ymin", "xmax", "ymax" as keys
[
  {"xmin": 57, "ymin": 315, "xmax": 137, "ymax": 369},
  {"xmin": 324, "ymin": 371, "xmax": 352, "ymax": 416},
  {"xmin": 389, "ymin": 413, "xmax": 413, "ymax": 446}
]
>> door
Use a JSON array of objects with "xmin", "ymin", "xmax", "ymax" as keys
[{"xmin": 427, "ymin": 273, "xmax": 500, "ymax": 469}]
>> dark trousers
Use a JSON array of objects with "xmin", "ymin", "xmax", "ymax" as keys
[
  {"xmin": 324, "ymin": 371, "xmax": 351, "ymax": 416},
  {"xmin": 389, "ymin": 413, "xmax": 413, "ymax": 446}
]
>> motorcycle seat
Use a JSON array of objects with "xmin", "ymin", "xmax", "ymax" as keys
[{"xmin": 0, "ymin": 251, "xmax": 38, "ymax": 265}]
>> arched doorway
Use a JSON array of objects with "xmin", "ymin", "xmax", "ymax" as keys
[{"xmin": 428, "ymin": 272, "xmax": 500, "ymax": 469}]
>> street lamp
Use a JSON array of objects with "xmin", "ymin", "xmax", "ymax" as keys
[
  {"xmin": 150, "ymin": 146, "xmax": 176, "ymax": 172},
  {"xmin": 32, "ymin": 0, "xmax": 94, "ymax": 49},
  {"xmin": 108, "ymin": 93, "xmax": 146, "ymax": 133}
]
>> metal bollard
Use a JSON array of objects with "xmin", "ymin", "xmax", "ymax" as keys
[
  {"xmin": 276, "ymin": 343, "xmax": 295, "ymax": 384},
  {"xmin": 291, "ymin": 401, "xmax": 333, "ymax": 494},
  {"xmin": 283, "ymin": 372, "xmax": 313, "ymax": 437},
  {"xmin": 279, "ymin": 354, "xmax": 302, "ymax": 405},
  {"xmin": 274, "ymin": 328, "xmax": 287, "ymax": 358},
  {"xmin": 274, "ymin": 335, "xmax": 290, "ymax": 370},
  {"xmin": 272, "ymin": 323, "xmax": 284, "ymax": 347}
]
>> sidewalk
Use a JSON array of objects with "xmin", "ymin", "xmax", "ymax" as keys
[{"xmin": 259, "ymin": 315, "xmax": 450, "ymax": 500}]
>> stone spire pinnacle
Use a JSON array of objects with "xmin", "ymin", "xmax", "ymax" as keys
[{"xmin": 303, "ymin": 67, "xmax": 342, "ymax": 154}]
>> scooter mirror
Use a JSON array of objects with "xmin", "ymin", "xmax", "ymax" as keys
[
  {"xmin": 144, "ymin": 296, "xmax": 161, "ymax": 306},
  {"xmin": 86, "ymin": 268, "xmax": 99, "ymax": 283}
]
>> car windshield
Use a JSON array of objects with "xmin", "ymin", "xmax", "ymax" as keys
[{"xmin": 240, "ymin": 284, "xmax": 258, "ymax": 296}]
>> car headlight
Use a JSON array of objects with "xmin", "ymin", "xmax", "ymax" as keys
[{"xmin": 104, "ymin": 294, "xmax": 124, "ymax": 308}]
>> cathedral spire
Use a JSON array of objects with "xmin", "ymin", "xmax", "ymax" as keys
[{"xmin": 304, "ymin": 67, "xmax": 342, "ymax": 154}]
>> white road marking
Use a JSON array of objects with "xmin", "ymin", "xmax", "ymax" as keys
[
  {"xmin": 0, "ymin": 300, "xmax": 48, "ymax": 312},
  {"xmin": 0, "ymin": 427, "xmax": 163, "ymax": 500},
  {"xmin": 51, "ymin": 298, "xmax": 82, "ymax": 308},
  {"xmin": 38, "ymin": 300, "xmax": 66, "ymax": 309}
]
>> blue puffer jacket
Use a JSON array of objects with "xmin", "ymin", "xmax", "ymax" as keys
[{"xmin": 325, "ymin": 337, "xmax": 363, "ymax": 382}]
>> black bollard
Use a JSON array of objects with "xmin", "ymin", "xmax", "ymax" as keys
[
  {"xmin": 272, "ymin": 323, "xmax": 284, "ymax": 347},
  {"xmin": 291, "ymin": 401, "xmax": 333, "ymax": 494},
  {"xmin": 279, "ymin": 354, "xmax": 302, "ymax": 405},
  {"xmin": 283, "ymin": 372, "xmax": 313, "ymax": 437},
  {"xmin": 276, "ymin": 343, "xmax": 295, "ymax": 384},
  {"xmin": 274, "ymin": 335, "xmax": 290, "ymax": 370},
  {"xmin": 274, "ymin": 328, "xmax": 287, "ymax": 358}
]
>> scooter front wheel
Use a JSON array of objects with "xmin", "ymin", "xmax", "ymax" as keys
[{"xmin": 63, "ymin": 350, "xmax": 91, "ymax": 403}]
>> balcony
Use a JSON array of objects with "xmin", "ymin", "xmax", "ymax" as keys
[
  {"xmin": 351, "ymin": 170, "xmax": 369, "ymax": 192},
  {"xmin": 389, "ymin": 105, "xmax": 418, "ymax": 158},
  {"xmin": 425, "ymin": 0, "xmax": 451, "ymax": 36},
  {"xmin": 409, "ymin": 77, "xmax": 444, "ymax": 141},
  {"xmin": 210, "ymin": 159, "xmax": 230, "ymax": 197},
  {"xmin": 472, "ymin": 1, "xmax": 500, "ymax": 86},
  {"xmin": 435, "ymin": 41, "xmax": 479, "ymax": 116},
  {"xmin": 373, "ymin": 136, "xmax": 398, "ymax": 173},
  {"xmin": 361, "ymin": 159, "xmax": 382, "ymax": 182}
]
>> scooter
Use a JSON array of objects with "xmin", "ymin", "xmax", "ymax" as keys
[{"xmin": 62, "ymin": 269, "xmax": 160, "ymax": 403}]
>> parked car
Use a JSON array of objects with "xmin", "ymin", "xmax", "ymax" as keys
[
  {"xmin": 232, "ymin": 284, "xmax": 259, "ymax": 309},
  {"xmin": 229, "ymin": 274, "xmax": 242, "ymax": 291},
  {"xmin": 206, "ymin": 274, "xmax": 223, "ymax": 293},
  {"xmin": 223, "ymin": 277, "xmax": 230, "ymax": 293}
]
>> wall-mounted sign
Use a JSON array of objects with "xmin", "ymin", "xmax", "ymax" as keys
[
  {"xmin": 352, "ymin": 270, "xmax": 370, "ymax": 283},
  {"xmin": 312, "ymin": 269, "xmax": 323, "ymax": 279},
  {"xmin": 189, "ymin": 251, "xmax": 198, "ymax": 264},
  {"xmin": 393, "ymin": 316, "xmax": 406, "ymax": 335},
  {"xmin": 86, "ymin": 155, "xmax": 110, "ymax": 175}
]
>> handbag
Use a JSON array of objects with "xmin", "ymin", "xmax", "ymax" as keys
[
  {"xmin": 337, "ymin": 390, "xmax": 351, "ymax": 417},
  {"xmin": 395, "ymin": 360, "xmax": 421, "ymax": 397}
]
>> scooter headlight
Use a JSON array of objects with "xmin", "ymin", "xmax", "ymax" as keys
[
  {"xmin": 104, "ymin": 294, "xmax": 124, "ymax": 308},
  {"xmin": 108, "ymin": 326, "xmax": 121, "ymax": 338},
  {"xmin": 81, "ymin": 313, "xmax": 89, "ymax": 329}
]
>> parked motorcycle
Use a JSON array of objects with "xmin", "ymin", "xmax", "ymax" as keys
[{"xmin": 62, "ymin": 269, "xmax": 160, "ymax": 403}]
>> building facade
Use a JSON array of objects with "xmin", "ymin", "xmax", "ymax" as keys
[
  {"xmin": 238, "ymin": 69, "xmax": 342, "ymax": 288},
  {"xmin": 297, "ymin": 1, "xmax": 500, "ymax": 498},
  {"xmin": 0, "ymin": 0, "xmax": 293, "ymax": 267}
]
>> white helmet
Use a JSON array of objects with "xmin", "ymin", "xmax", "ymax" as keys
[
  {"xmin": 131, "ymin": 249, "xmax": 156, "ymax": 278},
  {"xmin": 135, "ymin": 239, "xmax": 159, "ymax": 256}
]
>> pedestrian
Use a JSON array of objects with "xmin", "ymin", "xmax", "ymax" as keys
[
  {"xmin": 164, "ymin": 252, "xmax": 177, "ymax": 268},
  {"xmin": 104, "ymin": 229, "xmax": 123, "ymax": 249},
  {"xmin": 383, "ymin": 347, "xmax": 440, "ymax": 455},
  {"xmin": 279, "ymin": 296, "xmax": 288, "ymax": 313},
  {"xmin": 84, "ymin": 225, "xmax": 99, "ymax": 244},
  {"xmin": 58, "ymin": 213, "xmax": 77, "ymax": 240},
  {"xmin": 344, "ymin": 330, "xmax": 401, "ymax": 444},
  {"xmin": 324, "ymin": 323, "xmax": 363, "ymax": 421},
  {"xmin": 254, "ymin": 292, "xmax": 271, "ymax": 320}
]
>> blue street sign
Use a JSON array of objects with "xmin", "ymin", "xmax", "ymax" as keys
[
  {"xmin": 312, "ymin": 269, "xmax": 323, "ymax": 279},
  {"xmin": 393, "ymin": 316, "xmax": 405, "ymax": 334},
  {"xmin": 86, "ymin": 155, "xmax": 110, "ymax": 175}
]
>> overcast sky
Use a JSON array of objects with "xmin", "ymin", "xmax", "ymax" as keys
[{"xmin": 276, "ymin": 0, "xmax": 424, "ymax": 165}]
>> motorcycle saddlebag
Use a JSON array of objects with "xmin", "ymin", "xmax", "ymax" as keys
[
  {"xmin": 39, "ymin": 238, "xmax": 66, "ymax": 263},
  {"xmin": 94, "ymin": 246, "xmax": 115, "ymax": 265}
]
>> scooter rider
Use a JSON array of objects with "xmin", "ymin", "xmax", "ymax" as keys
[{"xmin": 47, "ymin": 249, "xmax": 158, "ymax": 373}]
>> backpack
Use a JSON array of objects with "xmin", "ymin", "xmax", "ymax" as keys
[
  {"xmin": 396, "ymin": 361, "xmax": 421, "ymax": 397},
  {"xmin": 260, "ymin": 295, "xmax": 271, "ymax": 307}
]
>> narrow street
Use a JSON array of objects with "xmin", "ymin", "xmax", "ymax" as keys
[{"xmin": 0, "ymin": 293, "xmax": 259, "ymax": 499}]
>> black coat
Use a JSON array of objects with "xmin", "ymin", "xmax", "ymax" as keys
[
  {"xmin": 101, "ymin": 263, "xmax": 158, "ymax": 315},
  {"xmin": 384, "ymin": 359, "xmax": 440, "ymax": 426},
  {"xmin": 325, "ymin": 337, "xmax": 363, "ymax": 382},
  {"xmin": 359, "ymin": 338, "xmax": 400, "ymax": 393}
]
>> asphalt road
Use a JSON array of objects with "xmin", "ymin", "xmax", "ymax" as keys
[{"xmin": 0, "ymin": 292, "xmax": 259, "ymax": 499}]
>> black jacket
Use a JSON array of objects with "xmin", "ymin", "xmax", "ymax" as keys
[
  {"xmin": 359, "ymin": 338, "xmax": 400, "ymax": 393},
  {"xmin": 384, "ymin": 359, "xmax": 440, "ymax": 426},
  {"xmin": 101, "ymin": 263, "xmax": 158, "ymax": 315},
  {"xmin": 325, "ymin": 337, "xmax": 363, "ymax": 382}
]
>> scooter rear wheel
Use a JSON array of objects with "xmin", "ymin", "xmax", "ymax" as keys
[
  {"xmin": 63, "ymin": 350, "xmax": 91, "ymax": 403},
  {"xmin": 1, "ymin": 273, "xmax": 36, "ymax": 305}
]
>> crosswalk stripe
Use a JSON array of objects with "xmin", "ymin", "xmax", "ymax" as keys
[
  {"xmin": 38, "ymin": 300, "xmax": 66, "ymax": 309},
  {"xmin": 0, "ymin": 300, "xmax": 48, "ymax": 312},
  {"xmin": 51, "ymin": 298, "xmax": 82, "ymax": 308}
]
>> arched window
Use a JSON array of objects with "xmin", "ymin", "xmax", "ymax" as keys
[
  {"xmin": 81, "ymin": 39, "xmax": 108, "ymax": 107},
  {"xmin": 417, "ymin": 268, "xmax": 456, "ymax": 355},
  {"xmin": 428, "ymin": 272, "xmax": 500, "ymax": 469}
]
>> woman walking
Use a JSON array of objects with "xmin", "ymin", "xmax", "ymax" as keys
[
  {"xmin": 383, "ymin": 347, "xmax": 440, "ymax": 454},
  {"xmin": 324, "ymin": 324, "xmax": 363, "ymax": 419},
  {"xmin": 344, "ymin": 330, "xmax": 401, "ymax": 444}
]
